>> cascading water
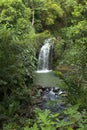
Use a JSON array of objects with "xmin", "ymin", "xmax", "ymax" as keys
[
  {"xmin": 37, "ymin": 38, "xmax": 54, "ymax": 73},
  {"xmin": 34, "ymin": 38, "xmax": 67, "ymax": 119}
]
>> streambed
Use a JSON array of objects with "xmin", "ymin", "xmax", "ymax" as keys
[
  {"xmin": 35, "ymin": 87, "xmax": 67, "ymax": 112},
  {"xmin": 33, "ymin": 71, "xmax": 67, "ymax": 113}
]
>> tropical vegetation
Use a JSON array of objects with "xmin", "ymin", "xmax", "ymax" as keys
[{"xmin": 0, "ymin": 0, "xmax": 87, "ymax": 129}]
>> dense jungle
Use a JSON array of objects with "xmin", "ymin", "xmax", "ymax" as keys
[{"xmin": 0, "ymin": 0, "xmax": 87, "ymax": 130}]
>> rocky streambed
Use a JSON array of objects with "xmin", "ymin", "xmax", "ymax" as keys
[{"xmin": 32, "ymin": 85, "xmax": 67, "ymax": 113}]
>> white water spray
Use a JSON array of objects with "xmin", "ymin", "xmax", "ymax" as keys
[{"xmin": 37, "ymin": 38, "xmax": 54, "ymax": 73}]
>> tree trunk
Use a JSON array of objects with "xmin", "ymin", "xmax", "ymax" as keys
[{"xmin": 31, "ymin": 0, "xmax": 35, "ymax": 26}]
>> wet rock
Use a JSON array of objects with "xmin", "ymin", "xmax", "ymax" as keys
[
  {"xmin": 58, "ymin": 90, "xmax": 63, "ymax": 95},
  {"xmin": 38, "ymin": 89, "xmax": 43, "ymax": 95},
  {"xmin": 34, "ymin": 87, "xmax": 67, "ymax": 113},
  {"xmin": 53, "ymin": 87, "xmax": 60, "ymax": 92}
]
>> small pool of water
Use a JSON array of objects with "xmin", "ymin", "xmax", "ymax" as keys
[{"xmin": 34, "ymin": 71, "xmax": 63, "ymax": 87}]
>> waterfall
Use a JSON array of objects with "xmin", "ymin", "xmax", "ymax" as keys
[{"xmin": 37, "ymin": 38, "xmax": 54, "ymax": 73}]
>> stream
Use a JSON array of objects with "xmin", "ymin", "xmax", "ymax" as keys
[
  {"xmin": 34, "ymin": 71, "xmax": 67, "ymax": 113},
  {"xmin": 34, "ymin": 38, "xmax": 67, "ymax": 113},
  {"xmin": 36, "ymin": 87, "xmax": 66, "ymax": 112}
]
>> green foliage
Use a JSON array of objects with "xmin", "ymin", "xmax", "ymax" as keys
[
  {"xmin": 0, "ymin": 29, "xmax": 21, "ymax": 96},
  {"xmin": 0, "ymin": 0, "xmax": 37, "ymax": 102},
  {"xmin": 0, "ymin": 27, "xmax": 36, "ymax": 99},
  {"xmin": 1, "ymin": 0, "xmax": 87, "ymax": 130},
  {"xmin": 44, "ymin": 0, "xmax": 63, "ymax": 25},
  {"xmin": 3, "ymin": 122, "xmax": 20, "ymax": 130},
  {"xmin": 0, "ymin": 0, "xmax": 34, "ymax": 39},
  {"xmin": 21, "ymin": 107, "xmax": 87, "ymax": 130},
  {"xmin": 53, "ymin": 37, "xmax": 65, "ymax": 66},
  {"xmin": 0, "ymin": 0, "xmax": 31, "ymax": 25},
  {"xmin": 53, "ymin": 0, "xmax": 87, "ymax": 84},
  {"xmin": 24, "ymin": 123, "xmax": 39, "ymax": 130},
  {"xmin": 56, "ymin": 71, "xmax": 87, "ymax": 110},
  {"xmin": 23, "ymin": 0, "xmax": 63, "ymax": 32}
]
